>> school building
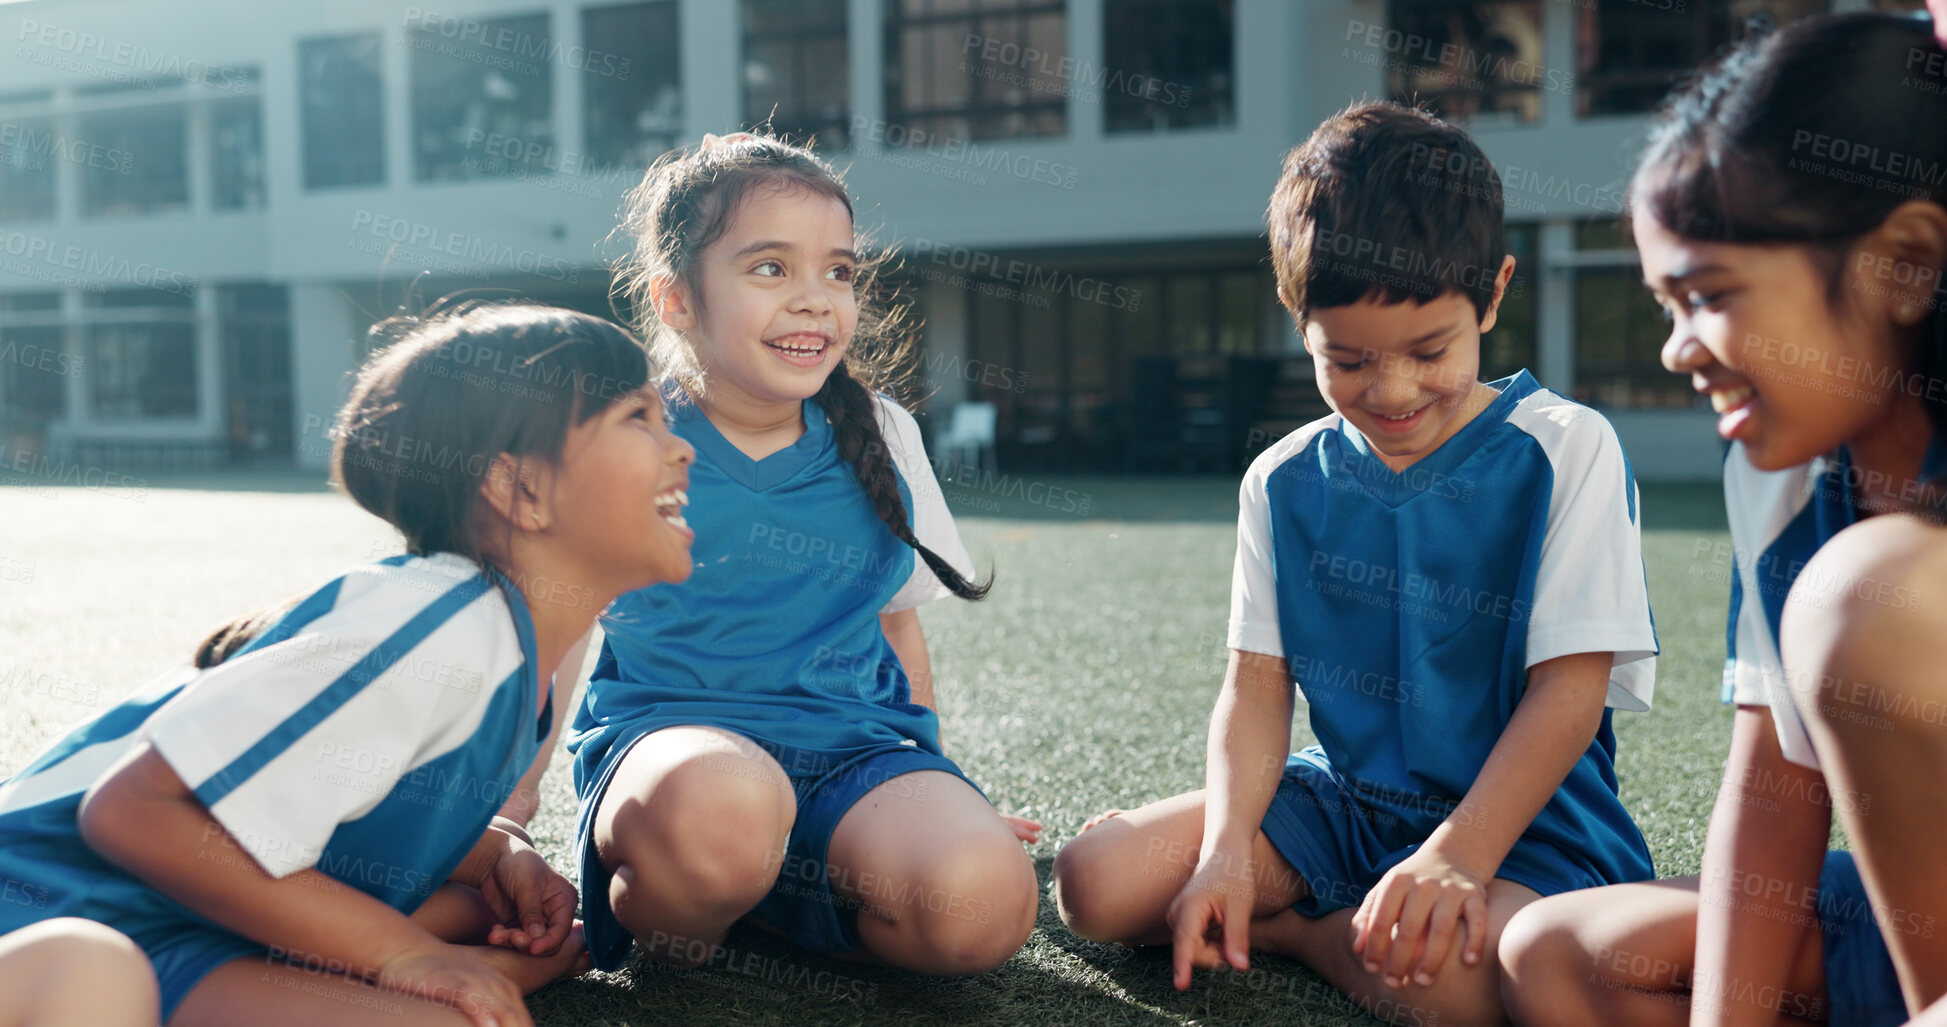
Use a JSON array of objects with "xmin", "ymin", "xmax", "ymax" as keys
[{"xmin": 0, "ymin": 0, "xmax": 1919, "ymax": 479}]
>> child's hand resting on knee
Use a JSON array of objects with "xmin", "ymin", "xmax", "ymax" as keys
[{"xmin": 1350, "ymin": 846, "xmax": 1488, "ymax": 989}]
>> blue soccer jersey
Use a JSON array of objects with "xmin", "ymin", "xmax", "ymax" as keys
[
  {"xmin": 568, "ymin": 393, "xmax": 973, "ymax": 777},
  {"xmin": 1720, "ymin": 440, "xmax": 1945, "ymax": 768},
  {"xmin": 1229, "ymin": 371, "xmax": 1659, "ymax": 897},
  {"xmin": 0, "ymin": 553, "xmax": 548, "ymax": 1017}
]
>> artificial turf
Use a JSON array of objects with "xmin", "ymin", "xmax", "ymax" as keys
[{"xmin": 0, "ymin": 473, "xmax": 1735, "ymax": 1026}]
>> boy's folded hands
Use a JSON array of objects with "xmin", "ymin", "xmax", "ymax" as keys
[{"xmin": 1350, "ymin": 845, "xmax": 1490, "ymax": 990}]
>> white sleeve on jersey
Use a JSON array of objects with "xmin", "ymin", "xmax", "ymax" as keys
[
  {"xmin": 1515, "ymin": 402, "xmax": 1659, "ymax": 712},
  {"xmin": 144, "ymin": 559, "xmax": 522, "ymax": 878},
  {"xmin": 875, "ymin": 396, "xmax": 977, "ymax": 614},
  {"xmin": 1722, "ymin": 442, "xmax": 1824, "ymax": 769},
  {"xmin": 1228, "ymin": 430, "xmax": 1320, "ymax": 660}
]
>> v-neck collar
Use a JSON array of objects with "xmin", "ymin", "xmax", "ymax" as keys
[
  {"xmin": 675, "ymin": 396, "xmax": 830, "ymax": 492},
  {"xmin": 1336, "ymin": 370, "xmax": 1536, "ymax": 508}
]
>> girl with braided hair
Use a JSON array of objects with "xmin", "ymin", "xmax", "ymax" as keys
[{"xmin": 566, "ymin": 132, "xmax": 1041, "ymax": 978}]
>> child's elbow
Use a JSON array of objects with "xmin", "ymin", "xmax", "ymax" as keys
[{"xmin": 76, "ymin": 745, "xmax": 179, "ymax": 866}]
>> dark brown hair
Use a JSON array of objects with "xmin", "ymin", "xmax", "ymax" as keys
[
  {"xmin": 194, "ymin": 303, "xmax": 653, "ymax": 667},
  {"xmin": 1632, "ymin": 12, "xmax": 1947, "ymax": 447},
  {"xmin": 613, "ymin": 132, "xmax": 989, "ymax": 600},
  {"xmin": 1268, "ymin": 100, "xmax": 1509, "ymax": 325}
]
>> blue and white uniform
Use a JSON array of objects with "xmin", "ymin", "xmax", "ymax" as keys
[
  {"xmin": 569, "ymin": 393, "xmax": 979, "ymax": 969},
  {"xmin": 1228, "ymin": 370, "xmax": 1659, "ymax": 912},
  {"xmin": 0, "ymin": 553, "xmax": 548, "ymax": 1019},
  {"xmin": 1720, "ymin": 440, "xmax": 1945, "ymax": 1027}
]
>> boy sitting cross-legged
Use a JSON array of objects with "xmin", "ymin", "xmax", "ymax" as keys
[{"xmin": 1051, "ymin": 102, "xmax": 1661, "ymax": 1027}]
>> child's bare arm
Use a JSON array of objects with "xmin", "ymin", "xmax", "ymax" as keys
[
  {"xmin": 78, "ymin": 743, "xmax": 528, "ymax": 1027},
  {"xmin": 1690, "ymin": 706, "xmax": 1829, "ymax": 1027},
  {"xmin": 1352, "ymin": 649, "xmax": 1612, "ymax": 988},
  {"xmin": 1170, "ymin": 648, "xmax": 1294, "ymax": 990}
]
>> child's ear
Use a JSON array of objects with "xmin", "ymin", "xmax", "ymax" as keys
[
  {"xmin": 649, "ymin": 273, "xmax": 699, "ymax": 332},
  {"xmin": 479, "ymin": 453, "xmax": 552, "ymax": 533},
  {"xmin": 1476, "ymin": 254, "xmax": 1518, "ymax": 334},
  {"xmin": 1863, "ymin": 200, "xmax": 1947, "ymax": 327}
]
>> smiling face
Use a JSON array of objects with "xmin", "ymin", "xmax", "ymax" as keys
[
  {"xmin": 665, "ymin": 182, "xmax": 859, "ymax": 411},
  {"xmin": 545, "ymin": 386, "xmax": 696, "ymax": 589},
  {"xmin": 1303, "ymin": 281, "xmax": 1504, "ymax": 472},
  {"xmin": 1632, "ymin": 207, "xmax": 1910, "ymax": 472}
]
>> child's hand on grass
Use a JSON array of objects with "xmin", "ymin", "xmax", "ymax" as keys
[
  {"xmin": 1166, "ymin": 857, "xmax": 1256, "ymax": 991},
  {"xmin": 1349, "ymin": 847, "xmax": 1488, "ymax": 989},
  {"xmin": 477, "ymin": 836, "xmax": 578, "ymax": 957},
  {"xmin": 376, "ymin": 944, "xmax": 529, "ymax": 1027}
]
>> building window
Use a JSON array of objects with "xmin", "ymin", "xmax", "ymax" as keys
[
  {"xmin": 885, "ymin": 0, "xmax": 1066, "ymax": 143},
  {"xmin": 78, "ymin": 106, "xmax": 189, "ymax": 217},
  {"xmin": 0, "ymin": 293, "xmax": 66, "ymax": 428},
  {"xmin": 210, "ymin": 97, "xmax": 265, "ymax": 211},
  {"xmin": 1571, "ymin": 221, "xmax": 1693, "ymax": 409},
  {"xmin": 742, "ymin": 0, "xmax": 849, "ymax": 149},
  {"xmin": 1381, "ymin": 1, "xmax": 1545, "ymax": 125},
  {"xmin": 301, "ymin": 33, "xmax": 385, "ymax": 190},
  {"xmin": 411, "ymin": 13, "xmax": 555, "ymax": 181},
  {"xmin": 1103, "ymin": 0, "xmax": 1234, "ymax": 133},
  {"xmin": 83, "ymin": 289, "xmax": 198, "ymax": 421},
  {"xmin": 583, "ymin": 2, "xmax": 683, "ymax": 171},
  {"xmin": 1577, "ymin": 0, "xmax": 1828, "ymax": 117},
  {"xmin": 0, "ymin": 116, "xmax": 58, "ymax": 222}
]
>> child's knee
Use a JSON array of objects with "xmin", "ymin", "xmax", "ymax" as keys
[
  {"xmin": 615, "ymin": 761, "xmax": 793, "ymax": 907},
  {"xmin": 904, "ymin": 842, "xmax": 1036, "ymax": 974},
  {"xmin": 1498, "ymin": 900, "xmax": 1600, "ymax": 1018},
  {"xmin": 1051, "ymin": 832, "xmax": 1129, "ymax": 940}
]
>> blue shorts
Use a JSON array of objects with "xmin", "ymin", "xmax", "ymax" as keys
[
  {"xmin": 1258, "ymin": 749, "xmax": 1641, "ymax": 917},
  {"xmin": 575, "ymin": 726, "xmax": 977, "ymax": 971},
  {"xmin": 1819, "ymin": 850, "xmax": 1908, "ymax": 1027}
]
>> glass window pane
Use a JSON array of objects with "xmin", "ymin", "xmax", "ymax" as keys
[
  {"xmin": 300, "ymin": 33, "xmax": 385, "ymax": 189},
  {"xmin": 1167, "ymin": 276, "xmax": 1212, "ymax": 354},
  {"xmin": 1574, "ymin": 266, "xmax": 1693, "ymax": 408},
  {"xmin": 412, "ymin": 13, "xmax": 554, "ymax": 181},
  {"xmin": 1484, "ymin": 224, "xmax": 1538, "ymax": 380},
  {"xmin": 1121, "ymin": 275, "xmax": 1163, "ymax": 360},
  {"xmin": 584, "ymin": 2, "xmax": 682, "ymax": 172},
  {"xmin": 1382, "ymin": 1, "xmax": 1544, "ymax": 125},
  {"xmin": 1217, "ymin": 272, "xmax": 1258, "ymax": 354},
  {"xmin": 210, "ymin": 96, "xmax": 265, "ymax": 211},
  {"xmin": 78, "ymin": 106, "xmax": 188, "ymax": 217},
  {"xmin": 0, "ymin": 325, "xmax": 68, "ymax": 421},
  {"xmin": 1577, "ymin": 0, "xmax": 1828, "ymax": 117},
  {"xmin": 0, "ymin": 116, "xmax": 57, "ymax": 222},
  {"xmin": 1104, "ymin": 0, "xmax": 1236, "ymax": 134},
  {"xmin": 885, "ymin": 0, "xmax": 1065, "ymax": 144},
  {"xmin": 88, "ymin": 321, "xmax": 197, "ymax": 419}
]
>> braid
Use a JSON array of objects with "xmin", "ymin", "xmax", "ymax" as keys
[{"xmin": 815, "ymin": 365, "xmax": 991, "ymax": 601}]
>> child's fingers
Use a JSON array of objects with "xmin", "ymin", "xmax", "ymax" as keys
[
  {"xmin": 1411, "ymin": 894, "xmax": 1466, "ymax": 986},
  {"xmin": 1458, "ymin": 889, "xmax": 1488, "ymax": 967},
  {"xmin": 1168, "ymin": 895, "xmax": 1221, "ymax": 991},
  {"xmin": 1380, "ymin": 888, "xmax": 1437, "ymax": 988},
  {"xmin": 999, "ymin": 814, "xmax": 1042, "ymax": 843},
  {"xmin": 1354, "ymin": 880, "xmax": 1407, "ymax": 973},
  {"xmin": 1079, "ymin": 809, "xmax": 1125, "ymax": 833}
]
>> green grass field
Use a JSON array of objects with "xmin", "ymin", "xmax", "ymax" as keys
[{"xmin": 0, "ymin": 473, "xmax": 1735, "ymax": 1026}]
